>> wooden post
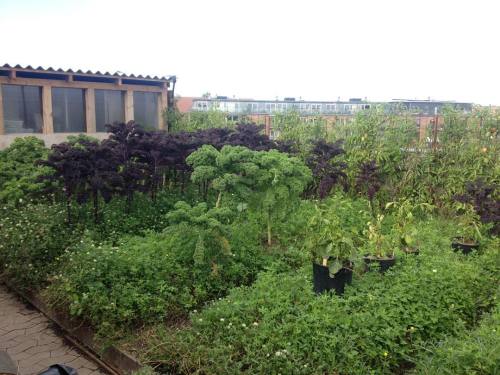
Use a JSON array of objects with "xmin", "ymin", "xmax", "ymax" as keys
[
  {"xmin": 125, "ymin": 90, "xmax": 134, "ymax": 122},
  {"xmin": 42, "ymin": 85, "xmax": 53, "ymax": 134},
  {"xmin": 264, "ymin": 115, "xmax": 271, "ymax": 136},
  {"xmin": 0, "ymin": 84, "xmax": 4, "ymax": 135},
  {"xmin": 85, "ymin": 88, "xmax": 96, "ymax": 133},
  {"xmin": 159, "ymin": 88, "xmax": 168, "ymax": 130}
]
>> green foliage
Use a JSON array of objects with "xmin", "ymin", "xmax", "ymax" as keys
[
  {"xmin": 304, "ymin": 202, "xmax": 358, "ymax": 274},
  {"xmin": 364, "ymin": 214, "xmax": 396, "ymax": 258},
  {"xmin": 272, "ymin": 111, "xmax": 329, "ymax": 157},
  {"xmin": 188, "ymin": 145, "xmax": 312, "ymax": 244},
  {"xmin": 44, "ymin": 217, "xmax": 268, "ymax": 337},
  {"xmin": 66, "ymin": 134, "xmax": 100, "ymax": 145},
  {"xmin": 454, "ymin": 203, "xmax": 484, "ymax": 243},
  {"xmin": 140, "ymin": 226, "xmax": 499, "ymax": 374},
  {"xmin": 250, "ymin": 149, "xmax": 312, "ymax": 245},
  {"xmin": 386, "ymin": 199, "xmax": 435, "ymax": 251},
  {"xmin": 166, "ymin": 201, "xmax": 233, "ymax": 268},
  {"xmin": 187, "ymin": 145, "xmax": 257, "ymax": 205},
  {"xmin": 412, "ymin": 303, "xmax": 500, "ymax": 375},
  {"xmin": 0, "ymin": 136, "xmax": 53, "ymax": 204},
  {"xmin": 77, "ymin": 191, "xmax": 177, "ymax": 244},
  {"xmin": 0, "ymin": 202, "xmax": 82, "ymax": 289},
  {"xmin": 167, "ymin": 108, "xmax": 235, "ymax": 133}
]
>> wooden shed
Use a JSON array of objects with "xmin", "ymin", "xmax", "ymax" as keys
[{"xmin": 0, "ymin": 64, "xmax": 175, "ymax": 148}]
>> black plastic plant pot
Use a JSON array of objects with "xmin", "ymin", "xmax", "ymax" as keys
[
  {"xmin": 363, "ymin": 255, "xmax": 396, "ymax": 273},
  {"xmin": 312, "ymin": 263, "xmax": 353, "ymax": 295},
  {"xmin": 451, "ymin": 238, "xmax": 479, "ymax": 255}
]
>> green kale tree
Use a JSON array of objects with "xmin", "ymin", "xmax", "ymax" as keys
[
  {"xmin": 250, "ymin": 149, "xmax": 312, "ymax": 246},
  {"xmin": 166, "ymin": 201, "xmax": 233, "ymax": 275},
  {"xmin": 187, "ymin": 145, "xmax": 311, "ymax": 246},
  {"xmin": 186, "ymin": 145, "xmax": 257, "ymax": 207}
]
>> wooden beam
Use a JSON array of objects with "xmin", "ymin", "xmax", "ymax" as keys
[
  {"xmin": 159, "ymin": 89, "xmax": 168, "ymax": 131},
  {"xmin": 124, "ymin": 90, "xmax": 134, "ymax": 122},
  {"xmin": 42, "ymin": 85, "xmax": 53, "ymax": 134},
  {"xmin": 85, "ymin": 88, "xmax": 96, "ymax": 133},
  {"xmin": 0, "ymin": 84, "xmax": 4, "ymax": 135},
  {"xmin": 67, "ymin": 74, "xmax": 74, "ymax": 82},
  {"xmin": 8, "ymin": 70, "xmax": 16, "ymax": 80},
  {"xmin": 115, "ymin": 78, "xmax": 122, "ymax": 86},
  {"xmin": 0, "ymin": 76, "xmax": 163, "ymax": 93}
]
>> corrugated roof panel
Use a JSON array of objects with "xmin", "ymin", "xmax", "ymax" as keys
[{"xmin": 0, "ymin": 64, "xmax": 173, "ymax": 82}]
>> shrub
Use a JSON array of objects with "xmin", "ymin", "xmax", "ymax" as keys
[
  {"xmin": 0, "ymin": 202, "xmax": 82, "ymax": 289},
  {"xmin": 0, "ymin": 136, "xmax": 52, "ymax": 204}
]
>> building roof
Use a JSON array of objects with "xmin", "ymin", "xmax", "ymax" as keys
[{"xmin": 0, "ymin": 63, "xmax": 175, "ymax": 87}]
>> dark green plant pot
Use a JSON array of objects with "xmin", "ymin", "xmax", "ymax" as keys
[
  {"xmin": 451, "ymin": 238, "xmax": 479, "ymax": 255},
  {"xmin": 363, "ymin": 255, "xmax": 396, "ymax": 273},
  {"xmin": 312, "ymin": 263, "xmax": 353, "ymax": 295}
]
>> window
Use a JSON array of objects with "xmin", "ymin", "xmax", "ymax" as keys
[
  {"xmin": 52, "ymin": 87, "xmax": 86, "ymax": 132},
  {"xmin": 2, "ymin": 84, "xmax": 43, "ymax": 134},
  {"xmin": 134, "ymin": 92, "xmax": 158, "ymax": 128},
  {"xmin": 95, "ymin": 90, "xmax": 124, "ymax": 131}
]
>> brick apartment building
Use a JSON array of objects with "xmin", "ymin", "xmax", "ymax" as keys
[{"xmin": 176, "ymin": 96, "xmax": 473, "ymax": 140}]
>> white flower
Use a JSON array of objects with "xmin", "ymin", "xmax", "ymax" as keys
[
  {"xmin": 220, "ymin": 318, "xmax": 225, "ymax": 322},
  {"xmin": 432, "ymin": 269, "xmax": 437, "ymax": 273},
  {"xmin": 253, "ymin": 322, "xmax": 258, "ymax": 326},
  {"xmin": 241, "ymin": 323, "xmax": 246, "ymax": 328}
]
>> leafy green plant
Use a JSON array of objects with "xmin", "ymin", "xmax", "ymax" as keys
[
  {"xmin": 364, "ymin": 214, "xmax": 395, "ymax": 258},
  {"xmin": 386, "ymin": 199, "xmax": 434, "ymax": 252},
  {"xmin": 454, "ymin": 203, "xmax": 483, "ymax": 244},
  {"xmin": 250, "ymin": 149, "xmax": 312, "ymax": 245},
  {"xmin": 166, "ymin": 201, "xmax": 233, "ymax": 272},
  {"xmin": 186, "ymin": 145, "xmax": 256, "ymax": 206},
  {"xmin": 304, "ymin": 204, "xmax": 357, "ymax": 275},
  {"xmin": 413, "ymin": 303, "xmax": 500, "ymax": 375},
  {"xmin": 187, "ymin": 145, "xmax": 311, "ymax": 246},
  {"xmin": 0, "ymin": 202, "xmax": 82, "ymax": 289},
  {"xmin": 0, "ymin": 136, "xmax": 53, "ymax": 204}
]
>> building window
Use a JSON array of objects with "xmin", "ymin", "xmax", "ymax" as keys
[
  {"xmin": 134, "ymin": 91, "xmax": 158, "ymax": 129},
  {"xmin": 2, "ymin": 84, "xmax": 43, "ymax": 134},
  {"xmin": 95, "ymin": 90, "xmax": 124, "ymax": 131},
  {"xmin": 52, "ymin": 87, "xmax": 86, "ymax": 132}
]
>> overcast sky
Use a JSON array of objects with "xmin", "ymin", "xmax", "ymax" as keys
[{"xmin": 1, "ymin": 0, "xmax": 499, "ymax": 105}]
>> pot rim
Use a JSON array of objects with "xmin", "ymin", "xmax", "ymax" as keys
[
  {"xmin": 363, "ymin": 254, "xmax": 396, "ymax": 261},
  {"xmin": 452, "ymin": 237, "xmax": 479, "ymax": 246}
]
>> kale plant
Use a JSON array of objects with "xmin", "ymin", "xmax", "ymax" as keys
[
  {"xmin": 454, "ymin": 179, "xmax": 500, "ymax": 235},
  {"xmin": 306, "ymin": 139, "xmax": 347, "ymax": 199}
]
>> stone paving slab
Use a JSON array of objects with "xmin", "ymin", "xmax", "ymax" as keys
[{"xmin": 0, "ymin": 285, "xmax": 106, "ymax": 375}]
